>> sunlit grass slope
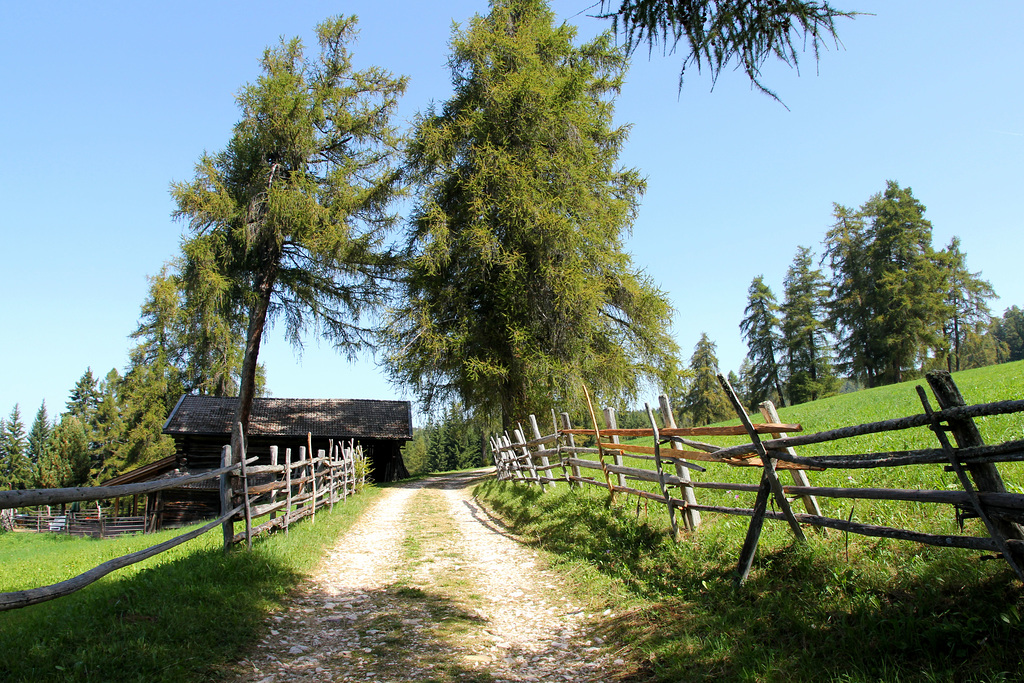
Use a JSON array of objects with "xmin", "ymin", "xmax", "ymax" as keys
[{"xmin": 475, "ymin": 362, "xmax": 1024, "ymax": 682}]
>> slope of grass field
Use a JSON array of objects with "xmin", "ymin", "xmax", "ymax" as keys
[
  {"xmin": 0, "ymin": 488, "xmax": 384, "ymax": 682},
  {"xmin": 475, "ymin": 362, "xmax": 1024, "ymax": 682}
]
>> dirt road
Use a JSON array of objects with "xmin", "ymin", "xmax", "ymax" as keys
[{"xmin": 229, "ymin": 470, "xmax": 615, "ymax": 682}]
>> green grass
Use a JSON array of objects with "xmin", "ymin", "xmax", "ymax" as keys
[
  {"xmin": 474, "ymin": 362, "xmax": 1024, "ymax": 682},
  {"xmin": 0, "ymin": 488, "xmax": 384, "ymax": 682}
]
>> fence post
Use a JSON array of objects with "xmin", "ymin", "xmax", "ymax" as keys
[
  {"xmin": 219, "ymin": 444, "xmax": 233, "ymax": 552},
  {"xmin": 759, "ymin": 401, "xmax": 822, "ymax": 518},
  {"xmin": 284, "ymin": 448, "xmax": 292, "ymax": 536},
  {"xmin": 528, "ymin": 414, "xmax": 553, "ymax": 490},
  {"xmin": 718, "ymin": 373, "xmax": 804, "ymax": 584},
  {"xmin": 926, "ymin": 371, "xmax": 1024, "ymax": 545},
  {"xmin": 329, "ymin": 443, "xmax": 336, "ymax": 509},
  {"xmin": 658, "ymin": 395, "xmax": 701, "ymax": 531},
  {"xmin": 560, "ymin": 413, "xmax": 580, "ymax": 486},
  {"xmin": 269, "ymin": 445, "xmax": 279, "ymax": 521},
  {"xmin": 235, "ymin": 422, "xmax": 253, "ymax": 551},
  {"xmin": 514, "ymin": 426, "xmax": 538, "ymax": 487},
  {"xmin": 645, "ymin": 403, "xmax": 679, "ymax": 540},
  {"xmin": 602, "ymin": 407, "xmax": 627, "ymax": 490}
]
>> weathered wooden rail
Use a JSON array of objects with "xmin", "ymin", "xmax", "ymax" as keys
[
  {"xmin": 0, "ymin": 429, "xmax": 367, "ymax": 612},
  {"xmin": 491, "ymin": 371, "xmax": 1024, "ymax": 583}
]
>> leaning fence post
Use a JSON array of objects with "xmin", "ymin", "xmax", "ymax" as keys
[
  {"xmin": 718, "ymin": 373, "xmax": 804, "ymax": 584},
  {"xmin": 582, "ymin": 386, "xmax": 615, "ymax": 502},
  {"xmin": 658, "ymin": 395, "xmax": 701, "ymax": 531},
  {"xmin": 926, "ymin": 371, "xmax": 1024, "ymax": 546},
  {"xmin": 758, "ymin": 401, "xmax": 822, "ymax": 519},
  {"xmin": 219, "ymin": 444, "xmax": 233, "ymax": 552}
]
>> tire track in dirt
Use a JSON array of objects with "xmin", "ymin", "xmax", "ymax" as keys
[{"xmin": 229, "ymin": 471, "xmax": 611, "ymax": 683}]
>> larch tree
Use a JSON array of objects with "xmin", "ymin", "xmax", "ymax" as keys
[
  {"xmin": 172, "ymin": 16, "xmax": 407, "ymax": 472},
  {"xmin": 938, "ymin": 236, "xmax": 995, "ymax": 372},
  {"xmin": 384, "ymin": 0, "xmax": 678, "ymax": 427},
  {"xmin": 781, "ymin": 245, "xmax": 838, "ymax": 403},
  {"xmin": 739, "ymin": 275, "xmax": 786, "ymax": 407},
  {"xmin": 598, "ymin": 0, "xmax": 856, "ymax": 100},
  {"xmin": 824, "ymin": 182, "xmax": 945, "ymax": 386}
]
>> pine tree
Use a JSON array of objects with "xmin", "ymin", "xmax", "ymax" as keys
[
  {"xmin": 739, "ymin": 275, "xmax": 786, "ymax": 406},
  {"xmin": 684, "ymin": 334, "xmax": 731, "ymax": 426},
  {"xmin": 90, "ymin": 369, "xmax": 125, "ymax": 482},
  {"xmin": 385, "ymin": 0, "xmax": 678, "ymax": 426},
  {"xmin": 27, "ymin": 401, "xmax": 52, "ymax": 486},
  {"xmin": 45, "ymin": 415, "xmax": 90, "ymax": 488},
  {"xmin": 66, "ymin": 368, "xmax": 100, "ymax": 423},
  {"xmin": 0, "ymin": 405, "xmax": 32, "ymax": 490},
  {"xmin": 781, "ymin": 246, "xmax": 838, "ymax": 403},
  {"xmin": 172, "ymin": 16, "xmax": 407, "ymax": 474}
]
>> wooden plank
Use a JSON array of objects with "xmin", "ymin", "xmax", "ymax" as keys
[
  {"xmin": 583, "ymin": 385, "xmax": 614, "ymax": 499},
  {"xmin": 561, "ymin": 423, "xmax": 802, "ymax": 437},
  {"xmin": 713, "ymin": 399, "xmax": 1024, "ymax": 460},
  {"xmin": 0, "ymin": 458, "xmax": 254, "ymax": 510}
]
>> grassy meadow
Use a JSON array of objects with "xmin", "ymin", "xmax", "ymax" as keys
[
  {"xmin": 475, "ymin": 362, "xmax": 1024, "ymax": 682},
  {"xmin": 0, "ymin": 488, "xmax": 384, "ymax": 682}
]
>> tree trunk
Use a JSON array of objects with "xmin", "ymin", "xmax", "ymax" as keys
[{"xmin": 232, "ymin": 270, "xmax": 277, "ymax": 465}]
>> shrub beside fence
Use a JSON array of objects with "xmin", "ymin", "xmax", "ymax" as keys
[
  {"xmin": 0, "ymin": 429, "xmax": 367, "ymax": 612},
  {"xmin": 491, "ymin": 371, "xmax": 1024, "ymax": 583}
]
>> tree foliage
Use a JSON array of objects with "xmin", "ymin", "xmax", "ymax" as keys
[
  {"xmin": 824, "ymin": 181, "xmax": 946, "ymax": 386},
  {"xmin": 384, "ymin": 0, "xmax": 678, "ymax": 426},
  {"xmin": 598, "ymin": 0, "xmax": 856, "ymax": 100},
  {"xmin": 938, "ymin": 236, "xmax": 995, "ymax": 372},
  {"xmin": 781, "ymin": 245, "xmax": 838, "ymax": 403},
  {"xmin": 0, "ymin": 406, "xmax": 31, "ymax": 490},
  {"xmin": 684, "ymin": 333, "xmax": 731, "ymax": 425},
  {"xmin": 172, "ymin": 16, "xmax": 407, "ymax": 445},
  {"xmin": 739, "ymin": 275, "xmax": 786, "ymax": 407}
]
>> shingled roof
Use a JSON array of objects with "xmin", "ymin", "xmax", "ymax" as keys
[{"xmin": 163, "ymin": 396, "xmax": 413, "ymax": 441}]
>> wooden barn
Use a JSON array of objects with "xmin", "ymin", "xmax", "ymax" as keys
[
  {"xmin": 102, "ymin": 396, "xmax": 412, "ymax": 530},
  {"xmin": 162, "ymin": 395, "xmax": 413, "ymax": 480}
]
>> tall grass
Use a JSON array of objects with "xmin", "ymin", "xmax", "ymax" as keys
[
  {"xmin": 475, "ymin": 362, "xmax": 1024, "ymax": 682},
  {"xmin": 0, "ymin": 488, "xmax": 384, "ymax": 682}
]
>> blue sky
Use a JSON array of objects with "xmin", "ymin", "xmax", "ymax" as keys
[{"xmin": 1, "ymin": 1, "xmax": 1021, "ymax": 424}]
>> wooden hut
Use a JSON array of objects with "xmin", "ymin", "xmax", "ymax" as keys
[{"xmin": 163, "ymin": 395, "xmax": 413, "ymax": 480}]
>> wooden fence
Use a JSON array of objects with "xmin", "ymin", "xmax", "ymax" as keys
[
  {"xmin": 13, "ymin": 511, "xmax": 147, "ymax": 538},
  {"xmin": 0, "ymin": 429, "xmax": 367, "ymax": 612},
  {"xmin": 490, "ymin": 371, "xmax": 1024, "ymax": 583}
]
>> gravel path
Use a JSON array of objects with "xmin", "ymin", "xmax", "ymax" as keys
[{"xmin": 230, "ymin": 470, "xmax": 613, "ymax": 683}]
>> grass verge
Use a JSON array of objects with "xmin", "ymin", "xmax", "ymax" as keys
[
  {"xmin": 475, "ymin": 467, "xmax": 1024, "ymax": 680},
  {"xmin": 0, "ymin": 487, "xmax": 384, "ymax": 682}
]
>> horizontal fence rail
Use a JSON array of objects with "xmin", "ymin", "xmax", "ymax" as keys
[
  {"xmin": 490, "ymin": 371, "xmax": 1024, "ymax": 584},
  {"xmin": 0, "ymin": 427, "xmax": 368, "ymax": 612}
]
